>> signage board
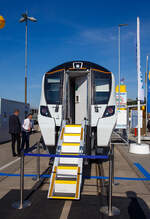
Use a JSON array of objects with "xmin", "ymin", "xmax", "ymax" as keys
[
  {"xmin": 116, "ymin": 108, "xmax": 127, "ymax": 129},
  {"xmin": 131, "ymin": 110, "xmax": 143, "ymax": 128},
  {"xmin": 116, "ymin": 92, "xmax": 127, "ymax": 107}
]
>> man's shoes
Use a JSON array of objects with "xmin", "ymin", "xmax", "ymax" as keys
[
  {"xmin": 17, "ymin": 154, "xmax": 21, "ymax": 157},
  {"xmin": 13, "ymin": 153, "xmax": 17, "ymax": 157}
]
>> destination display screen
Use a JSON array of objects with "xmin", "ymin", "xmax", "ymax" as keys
[{"xmin": 47, "ymin": 78, "xmax": 61, "ymax": 83}]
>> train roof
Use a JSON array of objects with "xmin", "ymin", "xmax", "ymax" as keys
[{"xmin": 46, "ymin": 61, "xmax": 111, "ymax": 74}]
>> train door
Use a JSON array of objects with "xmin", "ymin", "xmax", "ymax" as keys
[
  {"xmin": 67, "ymin": 75, "xmax": 88, "ymax": 124},
  {"xmin": 75, "ymin": 76, "xmax": 87, "ymax": 124}
]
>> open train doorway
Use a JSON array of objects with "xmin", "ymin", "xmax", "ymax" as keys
[{"xmin": 67, "ymin": 74, "xmax": 88, "ymax": 124}]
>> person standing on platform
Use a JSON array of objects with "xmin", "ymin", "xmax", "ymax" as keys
[
  {"xmin": 9, "ymin": 109, "xmax": 21, "ymax": 157},
  {"xmin": 21, "ymin": 113, "xmax": 33, "ymax": 152}
]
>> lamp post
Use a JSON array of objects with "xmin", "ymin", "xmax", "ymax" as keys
[
  {"xmin": 118, "ymin": 24, "xmax": 128, "ymax": 108},
  {"xmin": 19, "ymin": 11, "xmax": 37, "ymax": 104}
]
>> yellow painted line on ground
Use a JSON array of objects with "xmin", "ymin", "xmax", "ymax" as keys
[
  {"xmin": 55, "ymin": 180, "xmax": 76, "ymax": 184},
  {"xmin": 75, "ymin": 167, "xmax": 80, "ymax": 199},
  {"xmin": 57, "ymin": 166, "xmax": 78, "ymax": 170}
]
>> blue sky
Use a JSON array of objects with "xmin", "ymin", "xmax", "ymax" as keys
[{"xmin": 0, "ymin": 0, "xmax": 150, "ymax": 107}]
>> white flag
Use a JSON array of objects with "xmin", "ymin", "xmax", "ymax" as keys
[{"xmin": 137, "ymin": 17, "xmax": 144, "ymax": 102}]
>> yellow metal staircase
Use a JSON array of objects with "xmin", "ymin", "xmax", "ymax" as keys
[{"xmin": 48, "ymin": 122, "xmax": 85, "ymax": 200}]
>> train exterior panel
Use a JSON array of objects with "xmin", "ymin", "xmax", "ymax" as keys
[{"xmin": 38, "ymin": 61, "xmax": 116, "ymax": 151}]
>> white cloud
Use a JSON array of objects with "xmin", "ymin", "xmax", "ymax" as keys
[{"xmin": 80, "ymin": 28, "xmax": 117, "ymax": 43}]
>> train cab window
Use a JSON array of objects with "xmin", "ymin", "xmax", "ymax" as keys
[
  {"xmin": 93, "ymin": 72, "xmax": 111, "ymax": 104},
  {"xmin": 44, "ymin": 72, "xmax": 63, "ymax": 104}
]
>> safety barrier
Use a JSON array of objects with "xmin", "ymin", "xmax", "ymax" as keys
[
  {"xmin": 24, "ymin": 153, "xmax": 109, "ymax": 159},
  {"xmin": 1, "ymin": 172, "xmax": 150, "ymax": 181},
  {"xmin": 1, "ymin": 141, "xmax": 149, "ymax": 216},
  {"xmin": 10, "ymin": 142, "xmax": 121, "ymax": 216}
]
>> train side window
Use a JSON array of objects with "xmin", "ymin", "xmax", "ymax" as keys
[
  {"xmin": 45, "ymin": 72, "xmax": 63, "ymax": 105},
  {"xmin": 93, "ymin": 72, "xmax": 111, "ymax": 104}
]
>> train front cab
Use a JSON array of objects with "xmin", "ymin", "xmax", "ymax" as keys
[{"xmin": 38, "ymin": 61, "xmax": 117, "ymax": 154}]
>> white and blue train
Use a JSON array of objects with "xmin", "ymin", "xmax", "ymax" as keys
[{"xmin": 38, "ymin": 61, "xmax": 116, "ymax": 154}]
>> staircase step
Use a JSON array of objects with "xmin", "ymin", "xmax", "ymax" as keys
[
  {"xmin": 59, "ymin": 153, "xmax": 80, "ymax": 165},
  {"xmin": 62, "ymin": 142, "xmax": 80, "ymax": 146},
  {"xmin": 54, "ymin": 179, "xmax": 77, "ymax": 193},
  {"xmin": 65, "ymin": 125, "xmax": 81, "ymax": 134},
  {"xmin": 52, "ymin": 192, "xmax": 76, "ymax": 199},
  {"xmin": 57, "ymin": 166, "xmax": 78, "ymax": 170},
  {"xmin": 58, "ymin": 163, "xmax": 78, "ymax": 167},
  {"xmin": 61, "ymin": 144, "xmax": 80, "ymax": 153},
  {"xmin": 65, "ymin": 125, "xmax": 81, "ymax": 127},
  {"xmin": 59, "ymin": 157, "xmax": 79, "ymax": 165},
  {"xmin": 63, "ymin": 133, "xmax": 81, "ymax": 143},
  {"xmin": 56, "ymin": 175, "xmax": 77, "ymax": 179},
  {"xmin": 55, "ymin": 179, "xmax": 76, "ymax": 183},
  {"xmin": 64, "ymin": 133, "xmax": 81, "ymax": 136}
]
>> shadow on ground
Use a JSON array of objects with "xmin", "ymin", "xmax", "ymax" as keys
[{"xmin": 0, "ymin": 190, "xmax": 149, "ymax": 219}]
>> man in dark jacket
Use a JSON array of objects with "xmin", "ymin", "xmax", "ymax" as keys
[{"xmin": 9, "ymin": 109, "xmax": 21, "ymax": 157}]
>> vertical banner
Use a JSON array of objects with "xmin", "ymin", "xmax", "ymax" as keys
[
  {"xmin": 147, "ymin": 71, "xmax": 150, "ymax": 113},
  {"xmin": 137, "ymin": 17, "xmax": 142, "ymax": 144},
  {"xmin": 137, "ymin": 17, "xmax": 144, "ymax": 102}
]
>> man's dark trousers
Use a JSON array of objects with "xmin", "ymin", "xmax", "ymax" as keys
[
  {"xmin": 21, "ymin": 131, "xmax": 30, "ymax": 151},
  {"xmin": 9, "ymin": 114, "xmax": 21, "ymax": 156},
  {"xmin": 11, "ymin": 134, "xmax": 21, "ymax": 155}
]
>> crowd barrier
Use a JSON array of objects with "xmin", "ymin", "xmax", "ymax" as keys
[
  {"xmin": 1, "ymin": 173, "xmax": 150, "ymax": 181},
  {"xmin": 24, "ymin": 153, "xmax": 109, "ymax": 159},
  {"xmin": 1, "ymin": 142, "xmax": 148, "ymax": 216},
  {"xmin": 10, "ymin": 143, "xmax": 120, "ymax": 216}
]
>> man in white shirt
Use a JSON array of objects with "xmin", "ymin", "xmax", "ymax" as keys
[{"xmin": 21, "ymin": 113, "xmax": 33, "ymax": 151}]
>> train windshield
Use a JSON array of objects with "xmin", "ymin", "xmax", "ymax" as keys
[
  {"xmin": 44, "ymin": 72, "xmax": 63, "ymax": 104},
  {"xmin": 93, "ymin": 71, "xmax": 111, "ymax": 104}
]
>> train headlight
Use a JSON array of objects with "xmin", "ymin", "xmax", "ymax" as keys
[
  {"xmin": 40, "ymin": 106, "xmax": 51, "ymax": 117},
  {"xmin": 102, "ymin": 106, "xmax": 115, "ymax": 118}
]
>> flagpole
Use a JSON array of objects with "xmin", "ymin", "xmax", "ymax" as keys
[
  {"xmin": 137, "ymin": 17, "xmax": 141, "ymax": 144},
  {"xmin": 129, "ymin": 17, "xmax": 149, "ymax": 154}
]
